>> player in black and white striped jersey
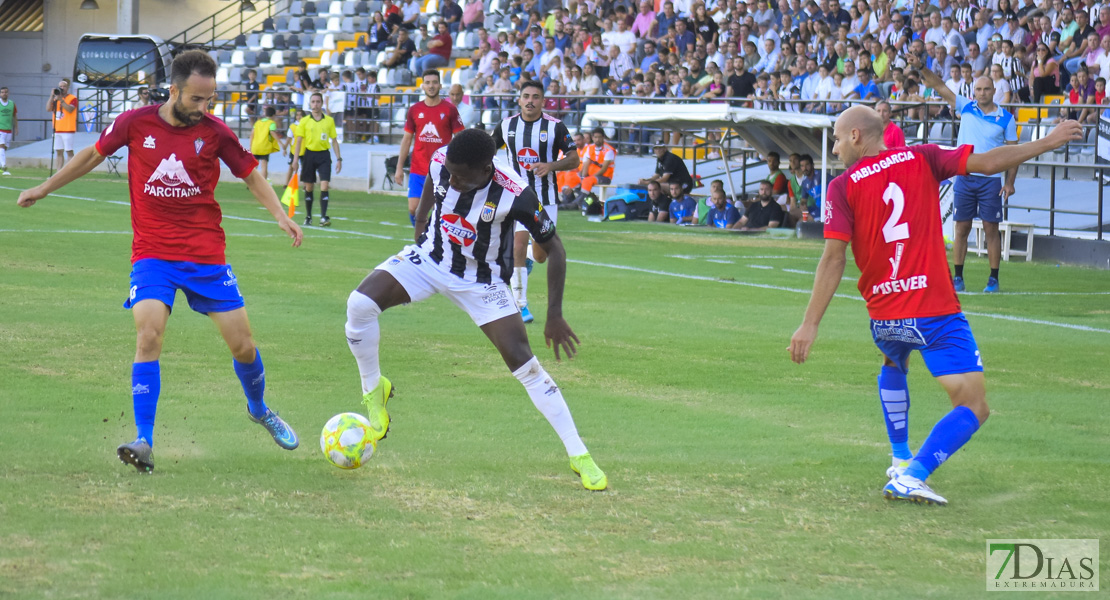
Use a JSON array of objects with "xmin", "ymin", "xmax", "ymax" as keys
[
  {"xmin": 491, "ymin": 81, "xmax": 580, "ymax": 324},
  {"xmin": 342, "ymin": 130, "xmax": 608, "ymax": 491}
]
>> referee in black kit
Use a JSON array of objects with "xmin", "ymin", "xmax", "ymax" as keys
[{"xmin": 491, "ymin": 81, "xmax": 579, "ymax": 324}]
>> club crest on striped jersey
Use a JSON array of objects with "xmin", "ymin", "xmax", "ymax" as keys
[
  {"xmin": 441, "ymin": 213, "xmax": 477, "ymax": 246},
  {"xmin": 539, "ymin": 131, "xmax": 548, "ymax": 142},
  {"xmin": 480, "ymin": 200, "xmax": 497, "ymax": 222},
  {"xmin": 516, "ymin": 147, "xmax": 539, "ymax": 170}
]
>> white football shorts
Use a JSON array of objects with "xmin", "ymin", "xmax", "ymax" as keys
[
  {"xmin": 375, "ymin": 245, "xmax": 520, "ymax": 326},
  {"xmin": 0, "ymin": 131, "xmax": 11, "ymax": 146},
  {"xmin": 54, "ymin": 132, "xmax": 74, "ymax": 152}
]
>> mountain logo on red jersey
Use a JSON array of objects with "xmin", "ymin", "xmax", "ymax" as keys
[
  {"xmin": 418, "ymin": 121, "xmax": 442, "ymax": 143},
  {"xmin": 148, "ymin": 154, "xmax": 195, "ymax": 187},
  {"xmin": 144, "ymin": 153, "xmax": 201, "ymax": 198},
  {"xmin": 441, "ymin": 213, "xmax": 477, "ymax": 247}
]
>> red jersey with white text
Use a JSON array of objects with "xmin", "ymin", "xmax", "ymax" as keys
[
  {"xmin": 403, "ymin": 99, "xmax": 464, "ymax": 176},
  {"xmin": 95, "ymin": 105, "xmax": 258, "ymax": 265},
  {"xmin": 824, "ymin": 144, "xmax": 972, "ymax": 320}
]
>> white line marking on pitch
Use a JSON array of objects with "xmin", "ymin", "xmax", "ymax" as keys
[{"xmin": 569, "ymin": 259, "xmax": 1110, "ymax": 335}]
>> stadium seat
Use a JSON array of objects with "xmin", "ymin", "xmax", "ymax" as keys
[
  {"xmin": 303, "ymin": 1, "xmax": 317, "ymax": 14},
  {"xmin": 340, "ymin": 16, "xmax": 356, "ymax": 33},
  {"xmin": 272, "ymin": 34, "xmax": 287, "ymax": 49},
  {"xmin": 234, "ymin": 33, "xmax": 247, "ymax": 47},
  {"xmin": 266, "ymin": 50, "xmax": 285, "ymax": 67},
  {"xmin": 302, "ymin": 18, "xmax": 319, "ymax": 34},
  {"xmin": 343, "ymin": 0, "xmax": 358, "ymax": 15},
  {"xmin": 455, "ymin": 30, "xmax": 467, "ymax": 49},
  {"xmin": 311, "ymin": 33, "xmax": 327, "ymax": 49},
  {"xmin": 211, "ymin": 103, "xmax": 225, "ymax": 118},
  {"xmin": 288, "ymin": 17, "xmax": 303, "ymax": 32},
  {"xmin": 262, "ymin": 17, "xmax": 276, "ymax": 32},
  {"xmin": 286, "ymin": 34, "xmax": 302, "ymax": 48},
  {"xmin": 244, "ymin": 52, "xmax": 260, "ymax": 67},
  {"xmin": 368, "ymin": 0, "xmax": 382, "ymax": 11},
  {"xmin": 353, "ymin": 16, "xmax": 368, "ymax": 32},
  {"xmin": 260, "ymin": 34, "xmax": 274, "ymax": 49},
  {"xmin": 275, "ymin": 15, "xmax": 289, "ymax": 31},
  {"xmin": 344, "ymin": 51, "xmax": 357, "ymax": 67},
  {"xmin": 230, "ymin": 50, "xmax": 246, "ymax": 65},
  {"xmin": 285, "ymin": 69, "xmax": 298, "ymax": 84},
  {"xmin": 326, "ymin": 17, "xmax": 342, "ymax": 32},
  {"xmin": 355, "ymin": 1, "xmax": 369, "ymax": 14},
  {"xmin": 327, "ymin": 1, "xmax": 343, "ymax": 15},
  {"xmin": 319, "ymin": 51, "xmax": 333, "ymax": 66},
  {"xmin": 426, "ymin": 0, "xmax": 439, "ymax": 13},
  {"xmin": 323, "ymin": 33, "xmax": 336, "ymax": 49}
]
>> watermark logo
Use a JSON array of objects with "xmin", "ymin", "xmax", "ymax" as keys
[{"xmin": 987, "ymin": 539, "xmax": 1099, "ymax": 592}]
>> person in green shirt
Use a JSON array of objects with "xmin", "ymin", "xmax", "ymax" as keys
[{"xmin": 0, "ymin": 86, "xmax": 17, "ymax": 176}]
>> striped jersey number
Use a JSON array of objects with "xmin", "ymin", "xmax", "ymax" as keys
[{"xmin": 881, "ymin": 182, "xmax": 910, "ymax": 243}]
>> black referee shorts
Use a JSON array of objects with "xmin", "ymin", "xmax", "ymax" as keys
[{"xmin": 300, "ymin": 149, "xmax": 332, "ymax": 183}]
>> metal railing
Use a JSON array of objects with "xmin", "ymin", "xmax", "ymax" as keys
[{"xmin": 63, "ymin": 87, "xmax": 1109, "ymax": 239}]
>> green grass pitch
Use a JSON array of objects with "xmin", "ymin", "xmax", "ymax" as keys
[{"xmin": 1, "ymin": 171, "xmax": 1107, "ymax": 599}]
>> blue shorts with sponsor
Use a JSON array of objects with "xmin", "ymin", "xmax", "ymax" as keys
[
  {"xmin": 954, "ymin": 175, "xmax": 1003, "ymax": 223},
  {"xmin": 408, "ymin": 173, "xmax": 427, "ymax": 199},
  {"xmin": 124, "ymin": 258, "xmax": 244, "ymax": 314},
  {"xmin": 870, "ymin": 312, "xmax": 983, "ymax": 376}
]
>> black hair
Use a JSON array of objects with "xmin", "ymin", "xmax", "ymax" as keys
[
  {"xmin": 520, "ymin": 80, "xmax": 544, "ymax": 95},
  {"xmin": 170, "ymin": 49, "xmax": 218, "ymax": 89},
  {"xmin": 422, "ymin": 69, "xmax": 441, "ymax": 82},
  {"xmin": 310, "ymin": 91, "xmax": 324, "ymax": 101},
  {"xmin": 264, "ymin": 106, "xmax": 276, "ymax": 117},
  {"xmin": 591, "ymin": 127, "xmax": 605, "ymax": 137},
  {"xmin": 446, "ymin": 129, "xmax": 496, "ymax": 170}
]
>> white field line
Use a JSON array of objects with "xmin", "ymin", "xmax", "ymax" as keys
[{"xmin": 570, "ymin": 259, "xmax": 1110, "ymax": 335}]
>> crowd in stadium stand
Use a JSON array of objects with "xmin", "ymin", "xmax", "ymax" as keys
[
  {"xmin": 247, "ymin": 0, "xmax": 1108, "ymax": 227},
  {"xmin": 342, "ymin": 0, "xmax": 1108, "ymax": 118}
]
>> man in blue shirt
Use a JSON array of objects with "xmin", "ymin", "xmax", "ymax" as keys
[
  {"xmin": 706, "ymin": 189, "xmax": 742, "ymax": 228},
  {"xmin": 640, "ymin": 40, "xmax": 660, "ymax": 72},
  {"xmin": 915, "ymin": 54, "xmax": 1017, "ymax": 293},
  {"xmin": 668, "ymin": 180, "xmax": 698, "ymax": 224},
  {"xmin": 847, "ymin": 68, "xmax": 882, "ymax": 101},
  {"xmin": 799, "ymin": 154, "xmax": 824, "ymax": 221}
]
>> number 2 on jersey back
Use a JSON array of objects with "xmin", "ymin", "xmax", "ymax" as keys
[{"xmin": 881, "ymin": 182, "xmax": 909, "ymax": 243}]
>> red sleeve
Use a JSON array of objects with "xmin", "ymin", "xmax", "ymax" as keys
[
  {"xmin": 916, "ymin": 144, "xmax": 972, "ymax": 182},
  {"xmin": 213, "ymin": 118, "xmax": 259, "ymax": 178},
  {"xmin": 450, "ymin": 104, "xmax": 464, "ymax": 134},
  {"xmin": 94, "ymin": 111, "xmax": 131, "ymax": 157},
  {"xmin": 67, "ymin": 95, "xmax": 78, "ymax": 107},
  {"xmin": 404, "ymin": 105, "xmax": 416, "ymax": 134},
  {"xmin": 772, "ymin": 172, "xmax": 787, "ymax": 194},
  {"xmin": 822, "ymin": 175, "xmax": 852, "ymax": 243}
]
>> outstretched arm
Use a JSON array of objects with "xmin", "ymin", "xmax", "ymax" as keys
[
  {"xmin": 17, "ymin": 145, "xmax": 105, "ymax": 207},
  {"xmin": 966, "ymin": 120, "xmax": 1083, "ymax": 175},
  {"xmin": 534, "ymin": 232, "xmax": 579, "ymax": 361},
  {"xmin": 909, "ymin": 53, "xmax": 956, "ymax": 109},
  {"xmin": 789, "ymin": 238, "xmax": 849, "ymax": 364},
  {"xmin": 243, "ymin": 169, "xmax": 303, "ymax": 247}
]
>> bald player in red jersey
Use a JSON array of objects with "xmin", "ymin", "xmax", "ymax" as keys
[{"xmin": 789, "ymin": 106, "xmax": 1081, "ymax": 506}]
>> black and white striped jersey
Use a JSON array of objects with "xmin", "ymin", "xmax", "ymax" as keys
[
  {"xmin": 416, "ymin": 147, "xmax": 556, "ymax": 285},
  {"xmin": 491, "ymin": 112, "xmax": 575, "ymax": 206}
]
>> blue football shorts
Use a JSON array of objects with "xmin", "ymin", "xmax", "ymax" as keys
[
  {"xmin": 954, "ymin": 175, "xmax": 1003, "ymax": 223},
  {"xmin": 407, "ymin": 172, "xmax": 427, "ymax": 199},
  {"xmin": 870, "ymin": 312, "xmax": 983, "ymax": 377},
  {"xmin": 124, "ymin": 258, "xmax": 245, "ymax": 314}
]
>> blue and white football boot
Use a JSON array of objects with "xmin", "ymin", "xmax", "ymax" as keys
[{"xmin": 883, "ymin": 474, "xmax": 948, "ymax": 506}]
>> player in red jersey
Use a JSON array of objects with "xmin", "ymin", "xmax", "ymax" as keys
[
  {"xmin": 393, "ymin": 69, "xmax": 464, "ymax": 226},
  {"xmin": 789, "ymin": 106, "xmax": 1081, "ymax": 505},
  {"xmin": 17, "ymin": 50, "xmax": 304, "ymax": 473}
]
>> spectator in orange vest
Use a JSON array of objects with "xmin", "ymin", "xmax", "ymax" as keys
[
  {"xmin": 562, "ymin": 127, "xmax": 616, "ymax": 207},
  {"xmin": 48, "ymin": 78, "xmax": 78, "ymax": 170}
]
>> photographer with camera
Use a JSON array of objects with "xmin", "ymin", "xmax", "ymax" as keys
[{"xmin": 47, "ymin": 78, "xmax": 78, "ymax": 170}]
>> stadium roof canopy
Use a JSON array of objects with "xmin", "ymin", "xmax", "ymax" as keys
[{"xmin": 582, "ymin": 104, "xmax": 836, "ymax": 201}]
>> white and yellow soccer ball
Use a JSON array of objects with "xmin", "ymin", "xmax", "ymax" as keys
[{"xmin": 320, "ymin": 412, "xmax": 376, "ymax": 469}]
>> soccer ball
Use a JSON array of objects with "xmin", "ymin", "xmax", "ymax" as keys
[{"xmin": 320, "ymin": 412, "xmax": 376, "ymax": 469}]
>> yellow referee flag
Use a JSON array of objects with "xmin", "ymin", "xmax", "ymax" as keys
[{"xmin": 280, "ymin": 172, "xmax": 300, "ymax": 217}]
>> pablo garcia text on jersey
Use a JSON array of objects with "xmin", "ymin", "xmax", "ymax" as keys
[{"xmin": 849, "ymin": 150, "xmax": 915, "ymax": 183}]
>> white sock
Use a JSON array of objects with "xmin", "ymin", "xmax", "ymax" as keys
[
  {"xmin": 345, "ymin": 291, "xmax": 382, "ymax": 394},
  {"xmin": 526, "ymin": 242, "xmax": 535, "ymax": 262},
  {"xmin": 512, "ymin": 356, "xmax": 587, "ymax": 457},
  {"xmin": 513, "ymin": 266, "xmax": 528, "ymax": 307},
  {"xmin": 0, "ymin": 146, "xmax": 6, "ymax": 168}
]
